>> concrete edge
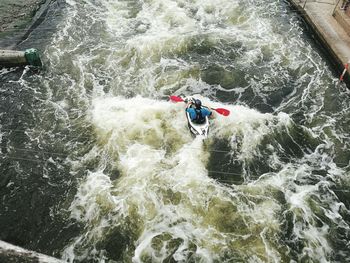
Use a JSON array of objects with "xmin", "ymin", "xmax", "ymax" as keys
[
  {"xmin": 0, "ymin": 240, "xmax": 64, "ymax": 263},
  {"xmin": 15, "ymin": 0, "xmax": 54, "ymax": 47},
  {"xmin": 0, "ymin": 0, "xmax": 54, "ymax": 49},
  {"xmin": 333, "ymin": 8, "xmax": 350, "ymax": 37},
  {"xmin": 287, "ymin": 0, "xmax": 350, "ymax": 86}
]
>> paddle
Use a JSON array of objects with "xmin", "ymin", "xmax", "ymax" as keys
[{"xmin": 169, "ymin": 95, "xmax": 230, "ymax": 116}]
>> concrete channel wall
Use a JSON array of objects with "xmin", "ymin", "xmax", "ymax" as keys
[
  {"xmin": 0, "ymin": 240, "xmax": 64, "ymax": 263},
  {"xmin": 0, "ymin": 0, "xmax": 51, "ymax": 67},
  {"xmin": 288, "ymin": 0, "xmax": 350, "ymax": 85},
  {"xmin": 0, "ymin": 0, "xmax": 50, "ymax": 48},
  {"xmin": 334, "ymin": 7, "xmax": 350, "ymax": 37}
]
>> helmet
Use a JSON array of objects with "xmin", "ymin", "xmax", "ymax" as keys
[{"xmin": 194, "ymin": 99, "xmax": 202, "ymax": 109}]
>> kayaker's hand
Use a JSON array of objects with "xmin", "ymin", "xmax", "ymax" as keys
[
  {"xmin": 185, "ymin": 98, "xmax": 193, "ymax": 106},
  {"xmin": 208, "ymin": 108, "xmax": 215, "ymax": 119}
]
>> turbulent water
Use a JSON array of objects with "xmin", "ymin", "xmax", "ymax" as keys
[{"xmin": 1, "ymin": 0, "xmax": 350, "ymax": 262}]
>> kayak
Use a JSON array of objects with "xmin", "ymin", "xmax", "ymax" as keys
[{"xmin": 185, "ymin": 104, "xmax": 210, "ymax": 138}]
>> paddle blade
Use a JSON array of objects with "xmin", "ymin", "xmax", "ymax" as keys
[
  {"xmin": 169, "ymin": 95, "xmax": 184, "ymax": 102},
  {"xmin": 214, "ymin": 108, "xmax": 230, "ymax": 116}
]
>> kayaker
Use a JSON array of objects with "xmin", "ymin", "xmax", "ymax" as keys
[{"xmin": 186, "ymin": 99, "xmax": 213, "ymax": 124}]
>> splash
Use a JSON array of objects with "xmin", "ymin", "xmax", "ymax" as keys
[
  {"xmin": 1, "ymin": 0, "xmax": 349, "ymax": 261},
  {"xmin": 61, "ymin": 96, "xmax": 312, "ymax": 262}
]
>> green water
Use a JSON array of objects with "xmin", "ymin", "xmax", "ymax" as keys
[{"xmin": 0, "ymin": 0, "xmax": 350, "ymax": 262}]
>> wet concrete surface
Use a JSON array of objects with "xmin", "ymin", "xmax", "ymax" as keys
[
  {"xmin": 0, "ymin": 0, "xmax": 46, "ymax": 33},
  {"xmin": 0, "ymin": 0, "xmax": 52, "ymax": 49},
  {"xmin": 288, "ymin": 0, "xmax": 350, "ymax": 84}
]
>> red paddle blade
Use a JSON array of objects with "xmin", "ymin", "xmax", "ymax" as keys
[
  {"xmin": 214, "ymin": 108, "xmax": 230, "ymax": 116},
  {"xmin": 169, "ymin": 95, "xmax": 184, "ymax": 102}
]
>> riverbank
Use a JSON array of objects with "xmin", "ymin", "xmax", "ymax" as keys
[{"xmin": 288, "ymin": 0, "xmax": 350, "ymax": 85}]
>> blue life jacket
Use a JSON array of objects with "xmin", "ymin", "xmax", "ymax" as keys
[
  {"xmin": 186, "ymin": 107, "xmax": 211, "ymax": 124},
  {"xmin": 194, "ymin": 108, "xmax": 205, "ymax": 124}
]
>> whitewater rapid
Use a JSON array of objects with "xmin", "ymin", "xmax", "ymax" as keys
[{"xmin": 0, "ymin": 0, "xmax": 349, "ymax": 262}]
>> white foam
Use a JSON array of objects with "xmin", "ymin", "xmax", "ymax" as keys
[{"xmin": 48, "ymin": 0, "xmax": 349, "ymax": 261}]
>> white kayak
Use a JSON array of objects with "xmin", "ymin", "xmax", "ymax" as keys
[{"xmin": 185, "ymin": 104, "xmax": 210, "ymax": 138}]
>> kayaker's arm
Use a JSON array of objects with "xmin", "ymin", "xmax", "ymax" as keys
[
  {"xmin": 207, "ymin": 107, "xmax": 215, "ymax": 119},
  {"xmin": 185, "ymin": 98, "xmax": 194, "ymax": 108}
]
